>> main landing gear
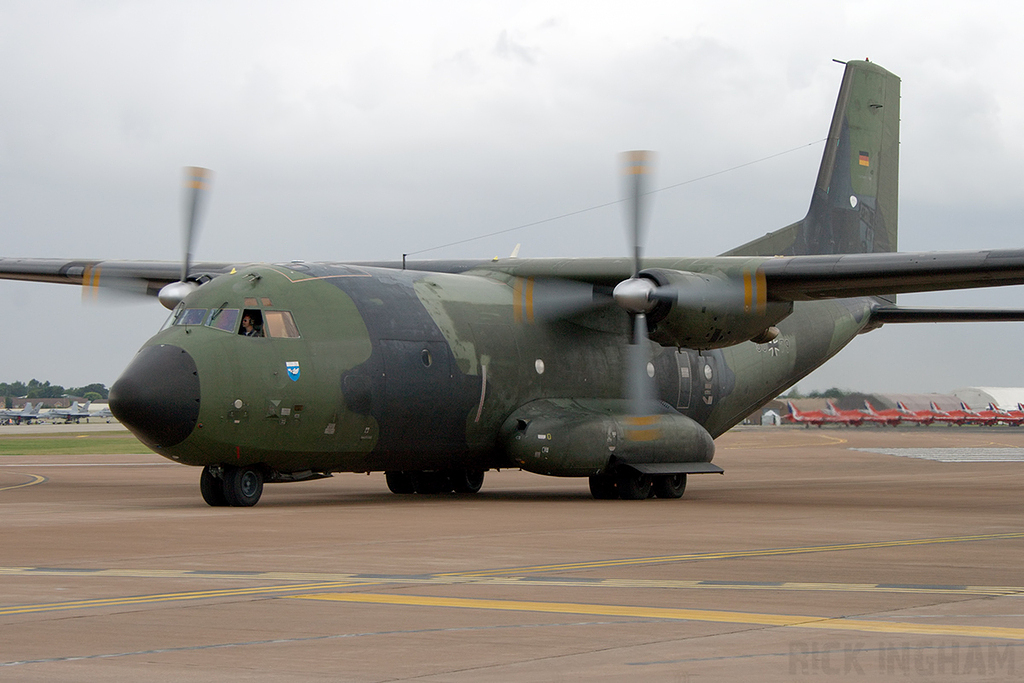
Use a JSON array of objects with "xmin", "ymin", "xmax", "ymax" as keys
[
  {"xmin": 588, "ymin": 470, "xmax": 686, "ymax": 500},
  {"xmin": 385, "ymin": 469, "xmax": 485, "ymax": 495},
  {"xmin": 201, "ymin": 465, "xmax": 264, "ymax": 507}
]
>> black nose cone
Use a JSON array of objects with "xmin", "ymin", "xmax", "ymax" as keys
[{"xmin": 110, "ymin": 344, "xmax": 200, "ymax": 449}]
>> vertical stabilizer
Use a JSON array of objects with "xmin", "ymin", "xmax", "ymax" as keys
[{"xmin": 726, "ymin": 60, "xmax": 901, "ymax": 258}]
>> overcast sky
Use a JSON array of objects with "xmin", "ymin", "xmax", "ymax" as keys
[{"xmin": 2, "ymin": 1, "xmax": 1024, "ymax": 394}]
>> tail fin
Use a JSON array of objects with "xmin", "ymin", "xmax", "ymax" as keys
[{"xmin": 726, "ymin": 60, "xmax": 901, "ymax": 259}]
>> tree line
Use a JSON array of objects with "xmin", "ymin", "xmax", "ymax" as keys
[
  {"xmin": 781, "ymin": 387, "xmax": 855, "ymax": 399},
  {"xmin": 1, "ymin": 379, "xmax": 109, "ymax": 402}
]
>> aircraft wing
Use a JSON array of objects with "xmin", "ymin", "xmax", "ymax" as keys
[
  {"xmin": 757, "ymin": 248, "xmax": 1024, "ymax": 300},
  {"xmin": 4, "ymin": 248, "xmax": 1024, "ymax": 310},
  {"xmin": 0, "ymin": 258, "xmax": 237, "ymax": 297},
  {"xmin": 393, "ymin": 248, "xmax": 1024, "ymax": 301}
]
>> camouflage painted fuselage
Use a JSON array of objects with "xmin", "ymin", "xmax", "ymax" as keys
[{"xmin": 135, "ymin": 259, "xmax": 873, "ymax": 476}]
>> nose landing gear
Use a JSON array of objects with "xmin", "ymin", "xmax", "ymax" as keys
[{"xmin": 200, "ymin": 465, "xmax": 264, "ymax": 507}]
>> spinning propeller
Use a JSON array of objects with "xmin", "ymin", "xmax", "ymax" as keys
[
  {"xmin": 157, "ymin": 167, "xmax": 213, "ymax": 309},
  {"xmin": 80, "ymin": 166, "xmax": 214, "ymax": 309},
  {"xmin": 515, "ymin": 150, "xmax": 784, "ymax": 426},
  {"xmin": 613, "ymin": 151, "xmax": 660, "ymax": 421}
]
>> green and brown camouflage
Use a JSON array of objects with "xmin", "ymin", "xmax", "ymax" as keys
[{"xmin": 6, "ymin": 59, "xmax": 1024, "ymax": 506}]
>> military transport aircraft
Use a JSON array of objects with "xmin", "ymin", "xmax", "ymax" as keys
[{"xmin": 4, "ymin": 60, "xmax": 1024, "ymax": 506}]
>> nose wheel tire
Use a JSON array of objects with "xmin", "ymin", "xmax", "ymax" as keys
[
  {"xmin": 200, "ymin": 466, "xmax": 228, "ymax": 506},
  {"xmin": 222, "ymin": 466, "xmax": 264, "ymax": 507}
]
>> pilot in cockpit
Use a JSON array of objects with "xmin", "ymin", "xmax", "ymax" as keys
[{"xmin": 240, "ymin": 312, "xmax": 263, "ymax": 337}]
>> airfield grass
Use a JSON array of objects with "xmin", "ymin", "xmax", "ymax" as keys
[{"xmin": 0, "ymin": 432, "xmax": 148, "ymax": 456}]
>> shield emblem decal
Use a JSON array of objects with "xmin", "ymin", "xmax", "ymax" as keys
[{"xmin": 286, "ymin": 361, "xmax": 301, "ymax": 381}]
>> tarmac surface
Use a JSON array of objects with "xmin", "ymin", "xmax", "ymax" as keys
[{"xmin": 1, "ymin": 424, "xmax": 1023, "ymax": 681}]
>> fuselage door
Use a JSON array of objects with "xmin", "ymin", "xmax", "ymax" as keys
[{"xmin": 380, "ymin": 339, "xmax": 456, "ymax": 454}]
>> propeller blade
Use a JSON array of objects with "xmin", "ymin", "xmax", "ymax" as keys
[
  {"xmin": 624, "ymin": 312, "xmax": 656, "ymax": 411},
  {"xmin": 182, "ymin": 167, "xmax": 213, "ymax": 284},
  {"xmin": 620, "ymin": 150, "xmax": 655, "ymax": 278},
  {"xmin": 623, "ymin": 312, "xmax": 662, "ymax": 440},
  {"xmin": 512, "ymin": 277, "xmax": 613, "ymax": 323},
  {"xmin": 80, "ymin": 264, "xmax": 153, "ymax": 304}
]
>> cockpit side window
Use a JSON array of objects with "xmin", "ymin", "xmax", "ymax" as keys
[
  {"xmin": 240, "ymin": 309, "xmax": 264, "ymax": 337},
  {"xmin": 264, "ymin": 310, "xmax": 300, "ymax": 338}
]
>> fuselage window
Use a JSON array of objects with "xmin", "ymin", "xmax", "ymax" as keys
[
  {"xmin": 264, "ymin": 310, "xmax": 300, "ymax": 338},
  {"xmin": 206, "ymin": 308, "xmax": 240, "ymax": 333},
  {"xmin": 240, "ymin": 309, "xmax": 264, "ymax": 337},
  {"xmin": 174, "ymin": 308, "xmax": 208, "ymax": 326}
]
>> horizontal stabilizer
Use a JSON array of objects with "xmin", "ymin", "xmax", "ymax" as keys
[
  {"xmin": 625, "ymin": 462, "xmax": 724, "ymax": 475},
  {"xmin": 870, "ymin": 307, "xmax": 1024, "ymax": 323}
]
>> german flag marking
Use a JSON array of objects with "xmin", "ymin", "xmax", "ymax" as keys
[{"xmin": 858, "ymin": 151, "xmax": 870, "ymax": 167}]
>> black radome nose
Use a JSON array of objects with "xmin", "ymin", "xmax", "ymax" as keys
[{"xmin": 110, "ymin": 344, "xmax": 200, "ymax": 449}]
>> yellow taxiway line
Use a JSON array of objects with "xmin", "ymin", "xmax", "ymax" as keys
[
  {"xmin": 0, "ymin": 473, "xmax": 46, "ymax": 492},
  {"xmin": 442, "ymin": 532, "xmax": 1024, "ymax": 577},
  {"xmin": 291, "ymin": 592, "xmax": 1024, "ymax": 641}
]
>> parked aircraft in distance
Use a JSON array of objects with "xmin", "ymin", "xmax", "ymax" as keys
[
  {"xmin": 92, "ymin": 404, "xmax": 114, "ymax": 421},
  {"xmin": 784, "ymin": 401, "xmax": 855, "ymax": 427},
  {"xmin": 967, "ymin": 402, "xmax": 1019, "ymax": 426},
  {"xmin": 927, "ymin": 401, "xmax": 967, "ymax": 425},
  {"xmin": 4, "ymin": 59, "xmax": 1024, "ymax": 506},
  {"xmin": 46, "ymin": 401, "xmax": 93, "ymax": 424},
  {"xmin": 861, "ymin": 400, "xmax": 928, "ymax": 426},
  {"xmin": 825, "ymin": 400, "xmax": 879, "ymax": 426},
  {"xmin": 0, "ymin": 402, "xmax": 41, "ymax": 425}
]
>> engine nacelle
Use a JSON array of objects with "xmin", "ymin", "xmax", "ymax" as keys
[
  {"xmin": 643, "ymin": 268, "xmax": 793, "ymax": 350},
  {"xmin": 499, "ymin": 398, "xmax": 715, "ymax": 477}
]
